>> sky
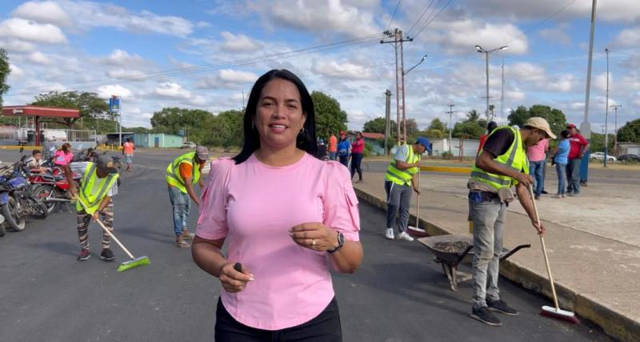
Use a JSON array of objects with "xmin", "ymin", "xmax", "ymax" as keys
[{"xmin": 1, "ymin": 0, "xmax": 640, "ymax": 135}]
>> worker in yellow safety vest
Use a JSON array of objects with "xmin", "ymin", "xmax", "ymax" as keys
[
  {"xmin": 166, "ymin": 146, "xmax": 209, "ymax": 248},
  {"xmin": 467, "ymin": 117, "xmax": 553, "ymax": 327},
  {"xmin": 384, "ymin": 137, "xmax": 431, "ymax": 242},
  {"xmin": 67, "ymin": 157, "xmax": 120, "ymax": 262}
]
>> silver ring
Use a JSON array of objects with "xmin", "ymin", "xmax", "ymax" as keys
[{"xmin": 311, "ymin": 239, "xmax": 316, "ymax": 246}]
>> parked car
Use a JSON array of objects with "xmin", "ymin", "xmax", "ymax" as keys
[
  {"xmin": 181, "ymin": 141, "xmax": 196, "ymax": 149},
  {"xmin": 618, "ymin": 154, "xmax": 640, "ymax": 162},
  {"xmin": 590, "ymin": 152, "xmax": 616, "ymax": 162}
]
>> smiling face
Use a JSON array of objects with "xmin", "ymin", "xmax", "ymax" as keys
[{"xmin": 255, "ymin": 78, "xmax": 306, "ymax": 151}]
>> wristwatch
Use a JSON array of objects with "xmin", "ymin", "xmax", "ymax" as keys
[{"xmin": 327, "ymin": 232, "xmax": 344, "ymax": 254}]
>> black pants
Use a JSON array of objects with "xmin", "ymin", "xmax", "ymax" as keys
[
  {"xmin": 215, "ymin": 298, "xmax": 342, "ymax": 342},
  {"xmin": 350, "ymin": 153, "xmax": 363, "ymax": 181}
]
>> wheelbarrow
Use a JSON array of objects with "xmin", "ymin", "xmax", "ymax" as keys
[{"xmin": 417, "ymin": 234, "xmax": 530, "ymax": 291}]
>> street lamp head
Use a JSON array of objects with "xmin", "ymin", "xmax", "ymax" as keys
[
  {"xmin": 499, "ymin": 45, "xmax": 509, "ymax": 51},
  {"xmin": 475, "ymin": 45, "xmax": 483, "ymax": 52}
]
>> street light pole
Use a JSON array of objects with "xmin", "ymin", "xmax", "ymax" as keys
[
  {"xmin": 604, "ymin": 48, "xmax": 609, "ymax": 167},
  {"xmin": 611, "ymin": 104, "xmax": 621, "ymax": 155},
  {"xmin": 476, "ymin": 45, "xmax": 508, "ymax": 121},
  {"xmin": 446, "ymin": 104, "xmax": 455, "ymax": 153}
]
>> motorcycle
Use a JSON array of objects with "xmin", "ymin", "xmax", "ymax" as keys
[{"xmin": 0, "ymin": 156, "xmax": 49, "ymax": 231}]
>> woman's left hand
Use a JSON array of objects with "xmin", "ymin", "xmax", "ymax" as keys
[{"xmin": 290, "ymin": 223, "xmax": 338, "ymax": 252}]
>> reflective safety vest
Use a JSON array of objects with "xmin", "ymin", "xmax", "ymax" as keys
[
  {"xmin": 165, "ymin": 152, "xmax": 200, "ymax": 194},
  {"xmin": 471, "ymin": 126, "xmax": 529, "ymax": 190},
  {"xmin": 76, "ymin": 163, "xmax": 119, "ymax": 214},
  {"xmin": 385, "ymin": 144, "xmax": 420, "ymax": 186}
]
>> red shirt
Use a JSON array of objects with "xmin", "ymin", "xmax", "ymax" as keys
[
  {"xmin": 328, "ymin": 135, "xmax": 337, "ymax": 153},
  {"xmin": 568, "ymin": 133, "xmax": 588, "ymax": 160},
  {"xmin": 351, "ymin": 138, "xmax": 365, "ymax": 154},
  {"xmin": 477, "ymin": 134, "xmax": 488, "ymax": 154}
]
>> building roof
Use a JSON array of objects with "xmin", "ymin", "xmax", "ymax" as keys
[
  {"xmin": 1, "ymin": 105, "xmax": 80, "ymax": 118},
  {"xmin": 361, "ymin": 132, "xmax": 385, "ymax": 140}
]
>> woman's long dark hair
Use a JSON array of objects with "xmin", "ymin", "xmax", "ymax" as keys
[{"xmin": 233, "ymin": 69, "xmax": 318, "ymax": 164}]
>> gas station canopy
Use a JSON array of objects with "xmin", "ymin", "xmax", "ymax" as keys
[{"xmin": 1, "ymin": 105, "xmax": 80, "ymax": 145}]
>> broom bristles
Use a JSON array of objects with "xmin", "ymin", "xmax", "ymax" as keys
[
  {"xmin": 117, "ymin": 256, "xmax": 150, "ymax": 272},
  {"xmin": 540, "ymin": 305, "xmax": 580, "ymax": 324}
]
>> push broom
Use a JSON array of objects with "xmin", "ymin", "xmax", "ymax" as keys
[
  {"xmin": 529, "ymin": 184, "xmax": 579, "ymax": 324},
  {"xmin": 77, "ymin": 199, "xmax": 150, "ymax": 272}
]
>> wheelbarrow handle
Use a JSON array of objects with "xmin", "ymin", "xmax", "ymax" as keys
[
  {"xmin": 455, "ymin": 245, "xmax": 474, "ymax": 265},
  {"xmin": 500, "ymin": 244, "xmax": 531, "ymax": 261}
]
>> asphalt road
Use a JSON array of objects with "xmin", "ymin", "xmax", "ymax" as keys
[{"xmin": 0, "ymin": 150, "xmax": 610, "ymax": 342}]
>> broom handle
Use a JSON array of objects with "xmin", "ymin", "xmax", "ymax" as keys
[
  {"xmin": 77, "ymin": 199, "xmax": 135, "ymax": 259},
  {"xmin": 529, "ymin": 184, "xmax": 560, "ymax": 310},
  {"xmin": 416, "ymin": 171, "xmax": 420, "ymax": 228}
]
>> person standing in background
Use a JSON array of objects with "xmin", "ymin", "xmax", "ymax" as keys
[
  {"xmin": 122, "ymin": 138, "xmax": 135, "ymax": 172},
  {"xmin": 350, "ymin": 132, "xmax": 365, "ymax": 183},
  {"xmin": 328, "ymin": 132, "xmax": 338, "ymax": 161},
  {"xmin": 527, "ymin": 137, "xmax": 549, "ymax": 200},
  {"xmin": 566, "ymin": 124, "xmax": 589, "ymax": 196},
  {"xmin": 337, "ymin": 131, "xmax": 351, "ymax": 167},
  {"xmin": 553, "ymin": 130, "xmax": 571, "ymax": 198}
]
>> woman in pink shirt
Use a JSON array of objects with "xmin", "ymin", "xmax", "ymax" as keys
[
  {"xmin": 193, "ymin": 69, "xmax": 363, "ymax": 341},
  {"xmin": 54, "ymin": 143, "xmax": 74, "ymax": 166}
]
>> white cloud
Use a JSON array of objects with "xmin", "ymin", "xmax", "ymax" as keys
[
  {"xmin": 311, "ymin": 60, "xmax": 374, "ymax": 80},
  {"xmin": 506, "ymin": 63, "xmax": 546, "ymax": 83},
  {"xmin": 539, "ymin": 26, "xmax": 571, "ymax": 45},
  {"xmin": 220, "ymin": 32, "xmax": 261, "ymax": 52},
  {"xmin": 0, "ymin": 39, "xmax": 36, "ymax": 53},
  {"xmin": 27, "ymin": 51, "xmax": 50, "ymax": 65},
  {"xmin": 614, "ymin": 26, "xmax": 640, "ymax": 48},
  {"xmin": 8, "ymin": 63, "xmax": 24, "ymax": 79},
  {"xmin": 97, "ymin": 84, "xmax": 132, "ymax": 99},
  {"xmin": 218, "ymin": 69, "xmax": 259, "ymax": 83},
  {"xmin": 594, "ymin": 72, "xmax": 612, "ymax": 92},
  {"xmin": 12, "ymin": 1, "xmax": 72, "ymax": 27},
  {"xmin": 248, "ymin": 0, "xmax": 380, "ymax": 37},
  {"xmin": 107, "ymin": 69, "xmax": 147, "ymax": 81},
  {"xmin": 548, "ymin": 74, "xmax": 575, "ymax": 92},
  {"xmin": 0, "ymin": 18, "xmax": 67, "ymax": 44},
  {"xmin": 506, "ymin": 90, "xmax": 525, "ymax": 101},
  {"xmin": 154, "ymin": 82, "xmax": 191, "ymax": 99},
  {"xmin": 60, "ymin": 0, "xmax": 194, "ymax": 37},
  {"xmin": 104, "ymin": 49, "xmax": 146, "ymax": 66},
  {"xmin": 427, "ymin": 20, "xmax": 528, "ymax": 54}
]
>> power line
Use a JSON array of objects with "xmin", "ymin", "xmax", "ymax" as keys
[
  {"xmin": 386, "ymin": 0, "xmax": 402, "ymax": 32},
  {"xmin": 411, "ymin": 0, "xmax": 456, "ymax": 41},
  {"xmin": 406, "ymin": 0, "xmax": 436, "ymax": 37}
]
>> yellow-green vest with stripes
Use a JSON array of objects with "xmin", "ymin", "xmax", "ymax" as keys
[
  {"xmin": 385, "ymin": 143, "xmax": 420, "ymax": 186},
  {"xmin": 165, "ymin": 152, "xmax": 200, "ymax": 194},
  {"xmin": 471, "ymin": 126, "xmax": 529, "ymax": 190},
  {"xmin": 76, "ymin": 162, "xmax": 119, "ymax": 214}
]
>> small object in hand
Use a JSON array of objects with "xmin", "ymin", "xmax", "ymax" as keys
[
  {"xmin": 233, "ymin": 262, "xmax": 242, "ymax": 273},
  {"xmin": 311, "ymin": 239, "xmax": 316, "ymax": 246}
]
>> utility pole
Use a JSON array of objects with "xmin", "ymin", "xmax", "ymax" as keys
[
  {"xmin": 500, "ymin": 57, "xmax": 505, "ymax": 120},
  {"xmin": 581, "ymin": 0, "xmax": 598, "ymax": 179},
  {"xmin": 604, "ymin": 48, "xmax": 610, "ymax": 167},
  {"xmin": 611, "ymin": 104, "xmax": 621, "ymax": 155},
  {"xmin": 476, "ymin": 45, "xmax": 508, "ymax": 122},
  {"xmin": 384, "ymin": 89, "xmax": 392, "ymax": 155},
  {"xmin": 381, "ymin": 29, "xmax": 413, "ymax": 143},
  {"xmin": 446, "ymin": 104, "xmax": 455, "ymax": 153}
]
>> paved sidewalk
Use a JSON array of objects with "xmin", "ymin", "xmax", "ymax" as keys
[{"xmin": 353, "ymin": 168, "xmax": 640, "ymax": 342}]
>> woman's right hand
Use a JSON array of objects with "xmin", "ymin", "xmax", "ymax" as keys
[{"xmin": 218, "ymin": 262, "xmax": 254, "ymax": 293}]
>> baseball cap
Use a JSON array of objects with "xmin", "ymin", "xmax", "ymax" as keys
[
  {"xmin": 195, "ymin": 145, "xmax": 209, "ymax": 160},
  {"xmin": 567, "ymin": 123, "xmax": 576, "ymax": 129},
  {"xmin": 525, "ymin": 117, "xmax": 557, "ymax": 139},
  {"xmin": 415, "ymin": 137, "xmax": 432, "ymax": 154}
]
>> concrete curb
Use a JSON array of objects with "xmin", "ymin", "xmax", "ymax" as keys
[
  {"xmin": 419, "ymin": 165, "xmax": 471, "ymax": 174},
  {"xmin": 354, "ymin": 187, "xmax": 640, "ymax": 342}
]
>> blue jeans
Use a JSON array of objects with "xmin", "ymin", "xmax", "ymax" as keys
[
  {"xmin": 469, "ymin": 196, "xmax": 505, "ymax": 309},
  {"xmin": 529, "ymin": 160, "xmax": 545, "ymax": 196},
  {"xmin": 555, "ymin": 163, "xmax": 567, "ymax": 195},
  {"xmin": 329, "ymin": 152, "xmax": 337, "ymax": 160},
  {"xmin": 566, "ymin": 158, "xmax": 581, "ymax": 194},
  {"xmin": 168, "ymin": 186, "xmax": 191, "ymax": 236},
  {"xmin": 339, "ymin": 154, "xmax": 349, "ymax": 167}
]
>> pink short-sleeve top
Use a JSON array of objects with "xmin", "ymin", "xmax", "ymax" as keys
[{"xmin": 196, "ymin": 152, "xmax": 360, "ymax": 330}]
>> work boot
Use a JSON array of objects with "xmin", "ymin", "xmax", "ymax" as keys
[
  {"xmin": 100, "ymin": 248, "xmax": 115, "ymax": 262},
  {"xmin": 385, "ymin": 228, "xmax": 395, "ymax": 240},
  {"xmin": 181, "ymin": 229, "xmax": 195, "ymax": 240},
  {"xmin": 176, "ymin": 236, "xmax": 191, "ymax": 248},
  {"xmin": 487, "ymin": 299, "xmax": 519, "ymax": 316},
  {"xmin": 470, "ymin": 307, "xmax": 502, "ymax": 327},
  {"xmin": 77, "ymin": 248, "xmax": 91, "ymax": 261}
]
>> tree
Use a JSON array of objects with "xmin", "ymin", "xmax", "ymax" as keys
[
  {"xmin": 451, "ymin": 110, "xmax": 486, "ymax": 139},
  {"xmin": 406, "ymin": 118, "xmax": 419, "ymax": 139},
  {"xmin": 206, "ymin": 110, "xmax": 243, "ymax": 147},
  {"xmin": 428, "ymin": 118, "xmax": 446, "ymax": 132},
  {"xmin": 0, "ymin": 49, "xmax": 9, "ymax": 107},
  {"xmin": 507, "ymin": 105, "xmax": 567, "ymax": 136},
  {"xmin": 311, "ymin": 91, "xmax": 348, "ymax": 140},
  {"xmin": 31, "ymin": 91, "xmax": 109, "ymax": 127},
  {"xmin": 617, "ymin": 119, "xmax": 640, "ymax": 143},
  {"xmin": 363, "ymin": 117, "xmax": 396, "ymax": 135}
]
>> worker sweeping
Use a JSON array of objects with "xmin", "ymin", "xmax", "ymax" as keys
[
  {"xmin": 166, "ymin": 146, "xmax": 208, "ymax": 248},
  {"xmin": 384, "ymin": 137, "xmax": 431, "ymax": 242},
  {"xmin": 468, "ymin": 117, "xmax": 553, "ymax": 327},
  {"xmin": 67, "ymin": 157, "xmax": 120, "ymax": 262}
]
